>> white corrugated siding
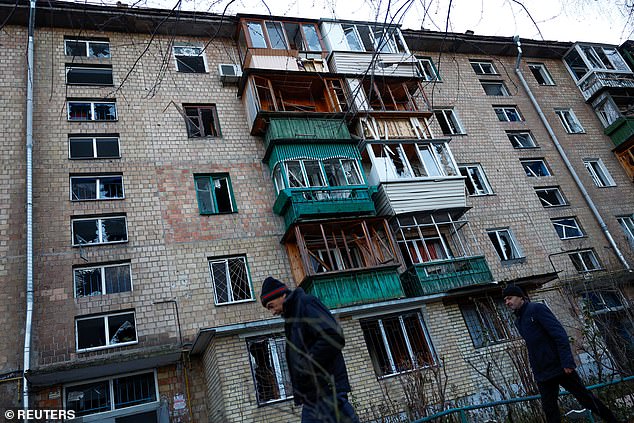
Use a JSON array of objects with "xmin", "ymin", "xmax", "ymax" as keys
[
  {"xmin": 375, "ymin": 178, "xmax": 467, "ymax": 215},
  {"xmin": 328, "ymin": 52, "xmax": 420, "ymax": 78}
]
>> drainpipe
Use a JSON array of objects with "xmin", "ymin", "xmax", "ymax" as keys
[
  {"xmin": 23, "ymin": 0, "xmax": 36, "ymax": 412},
  {"xmin": 513, "ymin": 36, "xmax": 631, "ymax": 271}
]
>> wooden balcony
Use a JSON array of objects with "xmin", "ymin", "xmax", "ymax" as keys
[{"xmin": 400, "ymin": 256, "xmax": 494, "ymax": 296}]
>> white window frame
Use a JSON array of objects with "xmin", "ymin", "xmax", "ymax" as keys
[
  {"xmin": 71, "ymin": 216, "xmax": 128, "ymax": 246},
  {"xmin": 552, "ymin": 217, "xmax": 585, "ymax": 240},
  {"xmin": 173, "ymin": 43, "xmax": 208, "ymax": 72},
  {"xmin": 507, "ymin": 131, "xmax": 537, "ymax": 148},
  {"xmin": 461, "ymin": 297, "xmax": 519, "ymax": 348},
  {"xmin": 67, "ymin": 101, "xmax": 117, "ymax": 121},
  {"xmin": 494, "ymin": 107, "xmax": 523, "ymax": 122},
  {"xmin": 208, "ymin": 255, "xmax": 254, "ymax": 305},
  {"xmin": 70, "ymin": 175, "xmax": 125, "ymax": 201},
  {"xmin": 69, "ymin": 136, "xmax": 121, "ymax": 159},
  {"xmin": 247, "ymin": 335, "xmax": 292, "ymax": 405},
  {"xmin": 459, "ymin": 164, "xmax": 493, "ymax": 196},
  {"xmin": 481, "ymin": 81, "xmax": 510, "ymax": 96},
  {"xmin": 583, "ymin": 159, "xmax": 616, "ymax": 187},
  {"xmin": 527, "ymin": 63, "xmax": 555, "ymax": 85},
  {"xmin": 569, "ymin": 249, "xmax": 602, "ymax": 272},
  {"xmin": 470, "ymin": 60, "xmax": 498, "ymax": 75},
  {"xmin": 341, "ymin": 24, "xmax": 365, "ymax": 52},
  {"xmin": 73, "ymin": 262, "xmax": 133, "ymax": 298},
  {"xmin": 617, "ymin": 215, "xmax": 634, "ymax": 248},
  {"xmin": 487, "ymin": 228, "xmax": 523, "ymax": 261},
  {"xmin": 283, "ymin": 159, "xmax": 327, "ymax": 190},
  {"xmin": 434, "ymin": 109, "xmax": 465, "ymax": 135},
  {"xmin": 520, "ymin": 159, "xmax": 552, "ymax": 177},
  {"xmin": 416, "ymin": 56, "xmax": 439, "ymax": 81},
  {"xmin": 64, "ymin": 370, "xmax": 159, "ymax": 418},
  {"xmin": 578, "ymin": 45, "xmax": 630, "ymax": 73},
  {"xmin": 535, "ymin": 187, "xmax": 567, "ymax": 207},
  {"xmin": 556, "ymin": 109, "xmax": 585, "ymax": 133},
  {"xmin": 75, "ymin": 311, "xmax": 138, "ymax": 352},
  {"xmin": 594, "ymin": 96, "xmax": 621, "ymax": 127},
  {"xmin": 64, "ymin": 39, "xmax": 110, "ymax": 58}
]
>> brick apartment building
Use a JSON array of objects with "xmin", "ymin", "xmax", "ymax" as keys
[{"xmin": 0, "ymin": 1, "xmax": 632, "ymax": 422}]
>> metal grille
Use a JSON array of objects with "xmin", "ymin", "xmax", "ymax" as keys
[
  {"xmin": 247, "ymin": 335, "xmax": 293, "ymax": 404},
  {"xmin": 113, "ymin": 372, "xmax": 156, "ymax": 409},
  {"xmin": 209, "ymin": 256, "xmax": 252, "ymax": 304}
]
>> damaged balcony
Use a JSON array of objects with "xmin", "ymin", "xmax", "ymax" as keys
[
  {"xmin": 362, "ymin": 140, "xmax": 467, "ymax": 215},
  {"xmin": 285, "ymin": 218, "xmax": 405, "ymax": 308},
  {"xmin": 348, "ymin": 78, "xmax": 431, "ymax": 116},
  {"xmin": 393, "ymin": 212, "xmax": 494, "ymax": 296},
  {"xmin": 242, "ymin": 74, "xmax": 350, "ymax": 135},
  {"xmin": 267, "ymin": 141, "xmax": 376, "ymax": 229},
  {"xmin": 564, "ymin": 43, "xmax": 634, "ymax": 101},
  {"xmin": 237, "ymin": 17, "xmax": 328, "ymax": 72},
  {"xmin": 319, "ymin": 20, "xmax": 419, "ymax": 77}
]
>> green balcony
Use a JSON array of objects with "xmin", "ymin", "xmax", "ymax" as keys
[
  {"xmin": 605, "ymin": 116, "xmax": 634, "ymax": 150},
  {"xmin": 401, "ymin": 256, "xmax": 494, "ymax": 297},
  {"xmin": 273, "ymin": 186, "xmax": 376, "ymax": 228},
  {"xmin": 302, "ymin": 266, "xmax": 404, "ymax": 309}
]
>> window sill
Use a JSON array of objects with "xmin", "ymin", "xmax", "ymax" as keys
[
  {"xmin": 214, "ymin": 298, "xmax": 256, "ymax": 307},
  {"xmin": 500, "ymin": 257, "xmax": 526, "ymax": 265},
  {"xmin": 376, "ymin": 364, "xmax": 437, "ymax": 380},
  {"xmin": 256, "ymin": 396, "xmax": 294, "ymax": 407},
  {"xmin": 199, "ymin": 210, "xmax": 238, "ymax": 216},
  {"xmin": 468, "ymin": 193, "xmax": 496, "ymax": 197},
  {"xmin": 72, "ymin": 240, "xmax": 128, "ymax": 247},
  {"xmin": 77, "ymin": 340, "xmax": 138, "ymax": 353}
]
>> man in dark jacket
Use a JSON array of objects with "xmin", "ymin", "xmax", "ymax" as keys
[
  {"xmin": 503, "ymin": 285, "xmax": 619, "ymax": 423},
  {"xmin": 261, "ymin": 276, "xmax": 359, "ymax": 423}
]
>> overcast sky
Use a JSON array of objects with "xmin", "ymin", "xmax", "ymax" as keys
[{"xmin": 114, "ymin": 0, "xmax": 629, "ymax": 45}]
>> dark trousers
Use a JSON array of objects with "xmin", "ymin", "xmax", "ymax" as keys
[
  {"xmin": 537, "ymin": 371, "xmax": 619, "ymax": 423},
  {"xmin": 301, "ymin": 392, "xmax": 360, "ymax": 423}
]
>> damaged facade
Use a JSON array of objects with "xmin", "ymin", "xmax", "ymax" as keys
[{"xmin": 0, "ymin": 0, "xmax": 633, "ymax": 421}]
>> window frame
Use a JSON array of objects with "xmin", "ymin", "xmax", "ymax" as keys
[
  {"xmin": 551, "ymin": 217, "xmax": 585, "ymax": 240},
  {"xmin": 555, "ymin": 109, "xmax": 585, "ymax": 134},
  {"xmin": 481, "ymin": 81, "xmax": 510, "ymax": 96},
  {"xmin": 208, "ymin": 255, "xmax": 254, "ymax": 305},
  {"xmin": 527, "ymin": 62, "xmax": 555, "ymax": 86},
  {"xmin": 246, "ymin": 334, "xmax": 293, "ymax": 405},
  {"xmin": 520, "ymin": 159, "xmax": 552, "ymax": 177},
  {"xmin": 65, "ymin": 64, "xmax": 114, "ymax": 86},
  {"xmin": 173, "ymin": 43, "xmax": 208, "ymax": 73},
  {"xmin": 507, "ymin": 131, "xmax": 537, "ymax": 149},
  {"xmin": 458, "ymin": 164, "xmax": 494, "ymax": 196},
  {"xmin": 534, "ymin": 186, "xmax": 568, "ymax": 207},
  {"xmin": 70, "ymin": 175, "xmax": 125, "ymax": 201},
  {"xmin": 416, "ymin": 56, "xmax": 440, "ymax": 81},
  {"xmin": 461, "ymin": 297, "xmax": 519, "ymax": 348},
  {"xmin": 494, "ymin": 106, "xmax": 523, "ymax": 122},
  {"xmin": 67, "ymin": 100, "xmax": 117, "ymax": 122},
  {"xmin": 583, "ymin": 158, "xmax": 616, "ymax": 187},
  {"xmin": 71, "ymin": 215, "xmax": 128, "ymax": 246},
  {"xmin": 487, "ymin": 228, "xmax": 523, "ymax": 261},
  {"xmin": 470, "ymin": 60, "xmax": 498, "ymax": 75},
  {"xmin": 183, "ymin": 104, "xmax": 221, "ymax": 138},
  {"xmin": 64, "ymin": 38, "xmax": 110, "ymax": 58},
  {"xmin": 75, "ymin": 310, "xmax": 138, "ymax": 352},
  {"xmin": 433, "ymin": 108, "xmax": 465, "ymax": 135},
  {"xmin": 194, "ymin": 174, "xmax": 236, "ymax": 215},
  {"xmin": 617, "ymin": 215, "xmax": 634, "ymax": 248},
  {"xmin": 69, "ymin": 135, "xmax": 121, "ymax": 159},
  {"xmin": 73, "ymin": 262, "xmax": 132, "ymax": 298},
  {"xmin": 569, "ymin": 249, "xmax": 602, "ymax": 272}
]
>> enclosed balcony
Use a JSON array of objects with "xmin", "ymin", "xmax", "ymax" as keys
[
  {"xmin": 237, "ymin": 17, "xmax": 328, "ymax": 72},
  {"xmin": 391, "ymin": 212, "xmax": 494, "ymax": 296},
  {"xmin": 242, "ymin": 74, "xmax": 349, "ymax": 134},
  {"xmin": 362, "ymin": 140, "xmax": 467, "ymax": 215},
  {"xmin": 320, "ymin": 20, "xmax": 419, "ymax": 77},
  {"xmin": 604, "ymin": 115, "xmax": 634, "ymax": 150},
  {"xmin": 285, "ymin": 218, "xmax": 405, "ymax": 308},
  {"xmin": 564, "ymin": 44, "xmax": 634, "ymax": 101}
]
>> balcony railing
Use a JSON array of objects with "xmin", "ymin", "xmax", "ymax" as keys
[
  {"xmin": 301, "ymin": 265, "xmax": 404, "ymax": 309},
  {"xmin": 401, "ymin": 256, "xmax": 494, "ymax": 296},
  {"xmin": 273, "ymin": 186, "xmax": 376, "ymax": 228},
  {"xmin": 577, "ymin": 71, "xmax": 634, "ymax": 101},
  {"xmin": 604, "ymin": 116, "xmax": 634, "ymax": 149}
]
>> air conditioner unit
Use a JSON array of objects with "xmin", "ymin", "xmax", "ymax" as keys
[{"xmin": 218, "ymin": 63, "xmax": 242, "ymax": 84}]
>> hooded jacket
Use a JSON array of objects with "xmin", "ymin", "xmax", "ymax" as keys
[
  {"xmin": 282, "ymin": 288, "xmax": 351, "ymax": 405},
  {"xmin": 514, "ymin": 300, "xmax": 576, "ymax": 382}
]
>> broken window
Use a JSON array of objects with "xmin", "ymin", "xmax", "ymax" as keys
[
  {"xmin": 64, "ymin": 38, "xmax": 110, "ymax": 58},
  {"xmin": 363, "ymin": 79, "xmax": 427, "ymax": 112},
  {"xmin": 416, "ymin": 56, "xmax": 440, "ymax": 81},
  {"xmin": 494, "ymin": 106, "xmax": 522, "ymax": 122},
  {"xmin": 209, "ymin": 256, "xmax": 253, "ymax": 305},
  {"xmin": 481, "ymin": 81, "xmax": 509, "ymax": 96},
  {"xmin": 173, "ymin": 44, "xmax": 206, "ymax": 73},
  {"xmin": 361, "ymin": 311, "xmax": 435, "ymax": 377},
  {"xmin": 71, "ymin": 175, "xmax": 124, "ymax": 201},
  {"xmin": 76, "ymin": 311, "xmax": 137, "ymax": 351},
  {"xmin": 74, "ymin": 262, "xmax": 132, "ymax": 298},
  {"xmin": 66, "ymin": 65, "xmax": 113, "ymax": 85},
  {"xmin": 583, "ymin": 158, "xmax": 616, "ymax": 187},
  {"xmin": 507, "ymin": 131, "xmax": 537, "ymax": 148},
  {"xmin": 247, "ymin": 335, "xmax": 293, "ymax": 404},
  {"xmin": 342, "ymin": 24, "xmax": 364, "ymax": 51},
  {"xmin": 528, "ymin": 63, "xmax": 555, "ymax": 86},
  {"xmin": 434, "ymin": 109, "xmax": 465, "ymax": 134},
  {"xmin": 521, "ymin": 159, "xmax": 551, "ymax": 177},
  {"xmin": 194, "ymin": 174, "xmax": 235, "ymax": 214},
  {"xmin": 487, "ymin": 228, "xmax": 523, "ymax": 261},
  {"xmin": 555, "ymin": 109, "xmax": 584, "ymax": 133},
  {"xmin": 458, "ymin": 164, "xmax": 493, "ymax": 195},
  {"xmin": 461, "ymin": 297, "xmax": 518, "ymax": 348},
  {"xmin": 618, "ymin": 215, "xmax": 634, "ymax": 248},
  {"xmin": 67, "ymin": 100, "xmax": 117, "ymax": 121},
  {"xmin": 69, "ymin": 135, "xmax": 120, "ymax": 159},
  {"xmin": 265, "ymin": 21, "xmax": 288, "ymax": 49},
  {"xmin": 183, "ymin": 104, "xmax": 220, "ymax": 137},
  {"xmin": 552, "ymin": 217, "xmax": 584, "ymax": 239},
  {"xmin": 65, "ymin": 372, "xmax": 157, "ymax": 417},
  {"xmin": 569, "ymin": 249, "xmax": 602, "ymax": 272},
  {"xmin": 323, "ymin": 158, "xmax": 363, "ymax": 186},
  {"xmin": 470, "ymin": 60, "xmax": 497, "ymax": 75},
  {"xmin": 72, "ymin": 216, "xmax": 127, "ymax": 246},
  {"xmin": 535, "ymin": 186, "xmax": 567, "ymax": 207}
]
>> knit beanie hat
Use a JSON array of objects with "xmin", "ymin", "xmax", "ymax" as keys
[
  {"xmin": 260, "ymin": 277, "xmax": 289, "ymax": 306},
  {"xmin": 502, "ymin": 285, "xmax": 526, "ymax": 298}
]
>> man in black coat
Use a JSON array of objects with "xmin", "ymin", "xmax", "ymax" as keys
[
  {"xmin": 261, "ymin": 276, "xmax": 359, "ymax": 423},
  {"xmin": 503, "ymin": 285, "xmax": 619, "ymax": 423}
]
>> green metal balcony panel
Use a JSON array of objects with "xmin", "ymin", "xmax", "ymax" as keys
[
  {"xmin": 264, "ymin": 118, "xmax": 351, "ymax": 145},
  {"xmin": 273, "ymin": 187, "xmax": 376, "ymax": 228},
  {"xmin": 303, "ymin": 267, "xmax": 404, "ymax": 309},
  {"xmin": 401, "ymin": 256, "xmax": 494, "ymax": 297},
  {"xmin": 604, "ymin": 116, "xmax": 634, "ymax": 149},
  {"xmin": 267, "ymin": 143, "xmax": 361, "ymax": 169}
]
